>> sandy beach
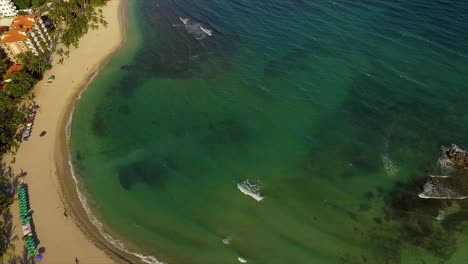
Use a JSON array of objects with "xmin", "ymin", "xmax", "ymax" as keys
[{"xmin": 3, "ymin": 0, "xmax": 140, "ymax": 263}]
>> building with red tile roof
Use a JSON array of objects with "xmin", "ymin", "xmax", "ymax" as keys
[{"xmin": 0, "ymin": 15, "xmax": 51, "ymax": 63}]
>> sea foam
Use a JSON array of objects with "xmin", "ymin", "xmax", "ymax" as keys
[
  {"xmin": 381, "ymin": 153, "xmax": 398, "ymax": 177},
  {"xmin": 222, "ymin": 235, "xmax": 232, "ymax": 245},
  {"xmin": 238, "ymin": 257, "xmax": 247, "ymax": 263},
  {"xmin": 177, "ymin": 16, "xmax": 213, "ymax": 40},
  {"xmin": 418, "ymin": 178, "xmax": 466, "ymax": 200},
  {"xmin": 237, "ymin": 179, "xmax": 264, "ymax": 201}
]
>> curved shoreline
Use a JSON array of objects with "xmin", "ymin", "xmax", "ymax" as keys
[
  {"xmin": 3, "ymin": 0, "xmax": 150, "ymax": 263},
  {"xmin": 54, "ymin": 0, "xmax": 144, "ymax": 263}
]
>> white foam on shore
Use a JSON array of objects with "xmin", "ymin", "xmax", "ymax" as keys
[
  {"xmin": 237, "ymin": 179, "xmax": 264, "ymax": 201},
  {"xmin": 65, "ymin": 72, "xmax": 166, "ymax": 264}
]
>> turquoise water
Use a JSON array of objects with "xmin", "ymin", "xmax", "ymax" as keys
[{"xmin": 71, "ymin": 0, "xmax": 468, "ymax": 263}]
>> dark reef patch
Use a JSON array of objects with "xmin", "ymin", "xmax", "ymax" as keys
[
  {"xmin": 201, "ymin": 118, "xmax": 248, "ymax": 152},
  {"xmin": 118, "ymin": 104, "xmax": 131, "ymax": 115},
  {"xmin": 91, "ymin": 110, "xmax": 108, "ymax": 137},
  {"xmin": 118, "ymin": 157, "xmax": 178, "ymax": 190}
]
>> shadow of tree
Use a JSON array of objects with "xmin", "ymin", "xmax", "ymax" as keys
[
  {"xmin": 0, "ymin": 211, "xmax": 18, "ymax": 262},
  {"xmin": 6, "ymin": 246, "xmax": 34, "ymax": 264}
]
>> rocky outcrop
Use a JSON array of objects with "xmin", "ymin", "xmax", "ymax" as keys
[{"xmin": 445, "ymin": 144, "xmax": 468, "ymax": 169}]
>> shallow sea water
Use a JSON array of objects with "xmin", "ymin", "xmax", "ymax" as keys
[{"xmin": 71, "ymin": 0, "xmax": 468, "ymax": 263}]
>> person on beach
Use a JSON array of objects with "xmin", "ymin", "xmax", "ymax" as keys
[{"xmin": 75, "ymin": 257, "xmax": 79, "ymax": 264}]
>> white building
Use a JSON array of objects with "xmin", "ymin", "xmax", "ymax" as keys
[{"xmin": 0, "ymin": 0, "xmax": 17, "ymax": 18}]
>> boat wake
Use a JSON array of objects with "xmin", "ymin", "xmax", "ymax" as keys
[
  {"xmin": 178, "ymin": 16, "xmax": 215, "ymax": 40},
  {"xmin": 237, "ymin": 179, "xmax": 264, "ymax": 201}
]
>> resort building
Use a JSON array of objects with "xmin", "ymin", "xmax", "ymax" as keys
[
  {"xmin": 0, "ymin": 0, "xmax": 17, "ymax": 18},
  {"xmin": 0, "ymin": 15, "xmax": 51, "ymax": 63}
]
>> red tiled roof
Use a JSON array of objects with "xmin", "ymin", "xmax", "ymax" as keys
[
  {"xmin": 0, "ymin": 28, "xmax": 30, "ymax": 44},
  {"xmin": 2, "ymin": 65, "xmax": 25, "ymax": 91},
  {"xmin": 0, "ymin": 15, "xmax": 41, "ymax": 44},
  {"xmin": 5, "ymin": 64, "xmax": 24, "ymax": 75},
  {"xmin": 10, "ymin": 15, "xmax": 40, "ymax": 30}
]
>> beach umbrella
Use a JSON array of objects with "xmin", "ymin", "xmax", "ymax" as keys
[
  {"xmin": 48, "ymin": 75, "xmax": 55, "ymax": 81},
  {"xmin": 34, "ymin": 254, "xmax": 43, "ymax": 262}
]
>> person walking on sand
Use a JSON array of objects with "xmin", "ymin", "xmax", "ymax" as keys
[{"xmin": 75, "ymin": 257, "xmax": 79, "ymax": 264}]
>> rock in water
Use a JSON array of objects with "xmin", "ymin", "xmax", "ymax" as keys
[{"xmin": 445, "ymin": 144, "xmax": 468, "ymax": 169}]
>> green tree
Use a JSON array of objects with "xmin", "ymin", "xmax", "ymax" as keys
[
  {"xmin": 0, "ymin": 93, "xmax": 13, "ymax": 109},
  {"xmin": 4, "ymin": 72, "xmax": 36, "ymax": 99},
  {"xmin": 12, "ymin": 0, "xmax": 31, "ymax": 9},
  {"xmin": 0, "ymin": 59, "xmax": 9, "ymax": 75},
  {"xmin": 0, "ymin": 105, "xmax": 24, "ymax": 155},
  {"xmin": 31, "ymin": 0, "xmax": 46, "ymax": 7},
  {"xmin": 49, "ymin": 0, "xmax": 110, "ymax": 48},
  {"xmin": 16, "ymin": 52, "xmax": 51, "ymax": 77}
]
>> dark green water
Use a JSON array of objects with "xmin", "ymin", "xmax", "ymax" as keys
[{"xmin": 71, "ymin": 0, "xmax": 468, "ymax": 263}]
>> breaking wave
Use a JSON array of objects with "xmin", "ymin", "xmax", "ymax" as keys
[
  {"xmin": 237, "ymin": 179, "xmax": 264, "ymax": 201},
  {"xmin": 238, "ymin": 256, "xmax": 247, "ymax": 263},
  {"xmin": 438, "ymin": 145, "xmax": 456, "ymax": 174},
  {"xmin": 177, "ymin": 16, "xmax": 214, "ymax": 40},
  {"xmin": 222, "ymin": 235, "xmax": 232, "ymax": 245},
  {"xmin": 418, "ymin": 178, "xmax": 466, "ymax": 200}
]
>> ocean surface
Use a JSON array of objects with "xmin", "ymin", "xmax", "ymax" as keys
[{"xmin": 70, "ymin": 0, "xmax": 468, "ymax": 263}]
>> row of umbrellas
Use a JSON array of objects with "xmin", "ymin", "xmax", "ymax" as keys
[
  {"xmin": 18, "ymin": 185, "xmax": 38, "ymax": 256},
  {"xmin": 22, "ymin": 111, "xmax": 36, "ymax": 141}
]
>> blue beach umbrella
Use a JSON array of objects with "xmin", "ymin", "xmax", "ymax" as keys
[{"xmin": 34, "ymin": 254, "xmax": 43, "ymax": 262}]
